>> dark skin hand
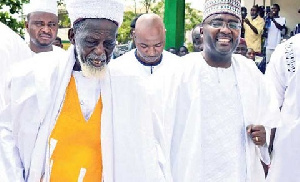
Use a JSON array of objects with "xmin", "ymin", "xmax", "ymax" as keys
[
  {"xmin": 268, "ymin": 13, "xmax": 285, "ymax": 31},
  {"xmin": 246, "ymin": 125, "xmax": 266, "ymax": 146},
  {"xmin": 244, "ymin": 18, "xmax": 258, "ymax": 34}
]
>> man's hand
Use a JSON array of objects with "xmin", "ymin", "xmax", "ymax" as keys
[{"xmin": 246, "ymin": 125, "xmax": 266, "ymax": 146}]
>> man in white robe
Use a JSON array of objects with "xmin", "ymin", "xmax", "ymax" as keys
[
  {"xmin": 265, "ymin": 34, "xmax": 300, "ymax": 182},
  {"xmin": 165, "ymin": 0, "xmax": 281, "ymax": 181},
  {"xmin": 111, "ymin": 13, "xmax": 180, "ymax": 76},
  {"xmin": 108, "ymin": 13, "xmax": 180, "ymax": 182},
  {"xmin": 0, "ymin": 0, "xmax": 169, "ymax": 181},
  {"xmin": 0, "ymin": 22, "xmax": 32, "ymax": 111},
  {"xmin": 24, "ymin": 0, "xmax": 65, "ymax": 54}
]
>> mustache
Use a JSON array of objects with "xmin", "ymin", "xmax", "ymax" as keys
[
  {"xmin": 216, "ymin": 33, "xmax": 232, "ymax": 39},
  {"xmin": 39, "ymin": 33, "xmax": 52, "ymax": 37},
  {"xmin": 86, "ymin": 53, "xmax": 107, "ymax": 63}
]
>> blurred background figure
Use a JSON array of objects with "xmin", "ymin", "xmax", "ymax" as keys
[
  {"xmin": 264, "ymin": 3, "xmax": 286, "ymax": 64},
  {"xmin": 244, "ymin": 5, "xmax": 265, "ymax": 55},
  {"xmin": 191, "ymin": 23, "xmax": 203, "ymax": 52},
  {"xmin": 246, "ymin": 48, "xmax": 256, "ymax": 61},
  {"xmin": 53, "ymin": 36, "xmax": 63, "ymax": 48},
  {"xmin": 128, "ymin": 14, "xmax": 143, "ymax": 51},
  {"xmin": 166, "ymin": 47, "xmax": 177, "ymax": 55},
  {"xmin": 177, "ymin": 45, "xmax": 189, "ymax": 57},
  {"xmin": 234, "ymin": 38, "xmax": 247, "ymax": 56},
  {"xmin": 241, "ymin": 7, "xmax": 248, "ymax": 38}
]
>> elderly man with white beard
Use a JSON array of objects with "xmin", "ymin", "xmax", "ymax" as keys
[{"xmin": 0, "ymin": 0, "xmax": 168, "ymax": 181}]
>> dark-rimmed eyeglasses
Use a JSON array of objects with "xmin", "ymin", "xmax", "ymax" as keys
[{"xmin": 205, "ymin": 20, "xmax": 241, "ymax": 30}]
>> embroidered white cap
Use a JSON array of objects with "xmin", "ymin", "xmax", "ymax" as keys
[{"xmin": 203, "ymin": 0, "xmax": 242, "ymax": 21}]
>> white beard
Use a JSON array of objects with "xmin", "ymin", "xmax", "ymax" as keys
[{"xmin": 76, "ymin": 47, "xmax": 107, "ymax": 79}]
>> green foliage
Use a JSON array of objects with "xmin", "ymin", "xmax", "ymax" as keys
[
  {"xmin": 140, "ymin": 0, "xmax": 156, "ymax": 13},
  {"xmin": 0, "ymin": 0, "xmax": 29, "ymax": 35},
  {"xmin": 185, "ymin": 3, "xmax": 202, "ymax": 31},
  {"xmin": 150, "ymin": 0, "xmax": 164, "ymax": 18},
  {"xmin": 186, "ymin": 42, "xmax": 193, "ymax": 52},
  {"xmin": 117, "ymin": 11, "xmax": 136, "ymax": 44},
  {"xmin": 58, "ymin": 12, "xmax": 71, "ymax": 28}
]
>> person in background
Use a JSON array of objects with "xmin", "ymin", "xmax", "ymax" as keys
[
  {"xmin": 246, "ymin": 48, "xmax": 256, "ymax": 61},
  {"xmin": 177, "ymin": 45, "xmax": 189, "ymax": 57},
  {"xmin": 111, "ymin": 13, "xmax": 180, "ymax": 76},
  {"xmin": 234, "ymin": 38, "xmax": 248, "ymax": 56},
  {"xmin": 241, "ymin": 6, "xmax": 247, "ymax": 38},
  {"xmin": 53, "ymin": 36, "xmax": 63, "ymax": 48},
  {"xmin": 24, "ymin": 0, "xmax": 64, "ymax": 54},
  {"xmin": 191, "ymin": 23, "xmax": 203, "ymax": 52},
  {"xmin": 264, "ymin": 3, "xmax": 286, "ymax": 64},
  {"xmin": 244, "ymin": 5, "xmax": 265, "ymax": 55},
  {"xmin": 128, "ymin": 14, "xmax": 143, "ymax": 51},
  {"xmin": 166, "ymin": 47, "xmax": 178, "ymax": 55}
]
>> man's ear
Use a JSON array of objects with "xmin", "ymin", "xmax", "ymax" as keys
[
  {"xmin": 68, "ymin": 28, "xmax": 75, "ymax": 45},
  {"xmin": 200, "ymin": 27, "xmax": 203, "ymax": 34},
  {"xmin": 132, "ymin": 30, "xmax": 137, "ymax": 40},
  {"xmin": 25, "ymin": 21, "xmax": 29, "ymax": 29}
]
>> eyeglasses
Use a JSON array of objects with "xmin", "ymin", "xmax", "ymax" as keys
[{"xmin": 205, "ymin": 20, "xmax": 241, "ymax": 30}]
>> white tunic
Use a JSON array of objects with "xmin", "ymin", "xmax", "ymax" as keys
[
  {"xmin": 158, "ymin": 53, "xmax": 281, "ymax": 182},
  {"xmin": 110, "ymin": 49, "xmax": 181, "ymax": 76},
  {"xmin": 108, "ymin": 49, "xmax": 181, "ymax": 182},
  {"xmin": 0, "ymin": 22, "xmax": 32, "ymax": 111},
  {"xmin": 201, "ymin": 66, "xmax": 246, "ymax": 182},
  {"xmin": 266, "ymin": 34, "xmax": 300, "ymax": 182}
]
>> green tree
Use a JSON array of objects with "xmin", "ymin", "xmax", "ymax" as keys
[
  {"xmin": 185, "ymin": 3, "xmax": 202, "ymax": 31},
  {"xmin": 117, "ymin": 11, "xmax": 136, "ymax": 44},
  {"xmin": 150, "ymin": 0, "xmax": 164, "ymax": 17},
  {"xmin": 0, "ymin": 0, "xmax": 29, "ymax": 35},
  {"xmin": 140, "ymin": 0, "xmax": 156, "ymax": 13}
]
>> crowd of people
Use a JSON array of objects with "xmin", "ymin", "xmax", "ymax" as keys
[{"xmin": 0, "ymin": 0, "xmax": 300, "ymax": 181}]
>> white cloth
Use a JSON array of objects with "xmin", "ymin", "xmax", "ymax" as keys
[
  {"xmin": 23, "ymin": 0, "xmax": 58, "ymax": 15},
  {"xmin": 0, "ymin": 22, "xmax": 32, "ymax": 111},
  {"xmin": 66, "ymin": 0, "xmax": 124, "ymax": 26},
  {"xmin": 265, "ymin": 34, "xmax": 300, "ymax": 182},
  {"xmin": 110, "ymin": 49, "xmax": 180, "ymax": 76},
  {"xmin": 266, "ymin": 17, "xmax": 286, "ymax": 50},
  {"xmin": 0, "ymin": 45, "xmax": 169, "ymax": 182},
  {"xmin": 266, "ymin": 48, "xmax": 275, "ymax": 64},
  {"xmin": 73, "ymin": 71, "xmax": 101, "ymax": 121},
  {"xmin": 200, "ymin": 66, "xmax": 247, "ymax": 182},
  {"xmin": 156, "ymin": 53, "xmax": 280, "ymax": 182},
  {"xmin": 30, "ymin": 45, "xmax": 66, "ymax": 57},
  {"xmin": 108, "ymin": 49, "xmax": 181, "ymax": 182},
  {"xmin": 266, "ymin": 34, "xmax": 300, "ymax": 122}
]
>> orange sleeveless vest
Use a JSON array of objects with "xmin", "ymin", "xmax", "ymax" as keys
[{"xmin": 49, "ymin": 76, "xmax": 102, "ymax": 181}]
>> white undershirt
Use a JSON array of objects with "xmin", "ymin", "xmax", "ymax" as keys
[{"xmin": 73, "ymin": 71, "xmax": 101, "ymax": 121}]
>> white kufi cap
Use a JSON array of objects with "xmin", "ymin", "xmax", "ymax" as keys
[
  {"xmin": 24, "ymin": 0, "xmax": 58, "ymax": 16},
  {"xmin": 66, "ymin": 0, "xmax": 124, "ymax": 27}
]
